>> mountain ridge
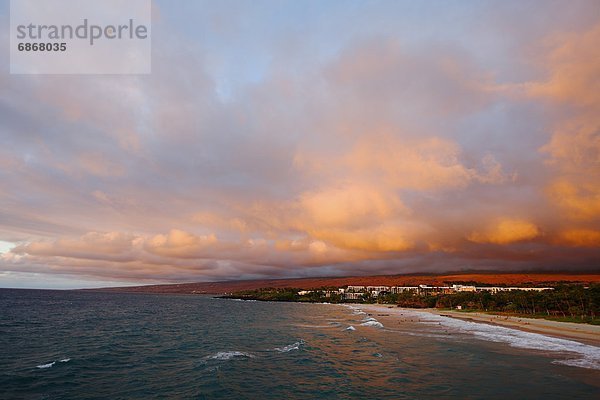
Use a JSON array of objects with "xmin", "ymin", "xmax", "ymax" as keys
[{"xmin": 88, "ymin": 272, "xmax": 600, "ymax": 294}]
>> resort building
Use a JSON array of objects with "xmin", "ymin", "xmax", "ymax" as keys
[
  {"xmin": 298, "ymin": 285, "xmax": 554, "ymax": 299},
  {"xmin": 343, "ymin": 292, "xmax": 363, "ymax": 300},
  {"xmin": 451, "ymin": 285, "xmax": 477, "ymax": 292},
  {"xmin": 343, "ymin": 285, "xmax": 554, "ymax": 297},
  {"xmin": 390, "ymin": 286, "xmax": 419, "ymax": 294},
  {"xmin": 346, "ymin": 286, "xmax": 366, "ymax": 292}
]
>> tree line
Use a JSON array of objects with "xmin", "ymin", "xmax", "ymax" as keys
[{"xmin": 221, "ymin": 284, "xmax": 599, "ymax": 324}]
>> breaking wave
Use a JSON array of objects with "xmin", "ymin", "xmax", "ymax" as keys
[
  {"xmin": 346, "ymin": 305, "xmax": 367, "ymax": 315},
  {"xmin": 360, "ymin": 317, "xmax": 384, "ymax": 328},
  {"xmin": 205, "ymin": 351, "xmax": 254, "ymax": 361},
  {"xmin": 36, "ymin": 358, "xmax": 70, "ymax": 369},
  {"xmin": 404, "ymin": 310, "xmax": 600, "ymax": 370},
  {"xmin": 360, "ymin": 320, "xmax": 384, "ymax": 328},
  {"xmin": 273, "ymin": 341, "xmax": 304, "ymax": 352}
]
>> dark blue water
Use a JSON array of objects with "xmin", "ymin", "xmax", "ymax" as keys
[{"xmin": 0, "ymin": 289, "xmax": 598, "ymax": 399}]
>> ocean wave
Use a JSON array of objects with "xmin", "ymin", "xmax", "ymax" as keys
[
  {"xmin": 346, "ymin": 305, "xmax": 367, "ymax": 315},
  {"xmin": 471, "ymin": 329, "xmax": 600, "ymax": 370},
  {"xmin": 553, "ymin": 358, "xmax": 600, "ymax": 370},
  {"xmin": 360, "ymin": 320, "xmax": 384, "ymax": 328},
  {"xmin": 205, "ymin": 351, "xmax": 255, "ymax": 361},
  {"xmin": 273, "ymin": 340, "xmax": 304, "ymax": 352},
  {"xmin": 227, "ymin": 298, "xmax": 257, "ymax": 302},
  {"xmin": 402, "ymin": 310, "xmax": 600, "ymax": 370},
  {"xmin": 36, "ymin": 358, "xmax": 70, "ymax": 369},
  {"xmin": 345, "ymin": 326, "xmax": 356, "ymax": 331},
  {"xmin": 392, "ymin": 331, "xmax": 452, "ymax": 339},
  {"xmin": 293, "ymin": 324, "xmax": 339, "ymax": 328}
]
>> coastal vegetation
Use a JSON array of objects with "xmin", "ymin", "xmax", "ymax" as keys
[{"xmin": 222, "ymin": 284, "xmax": 600, "ymax": 325}]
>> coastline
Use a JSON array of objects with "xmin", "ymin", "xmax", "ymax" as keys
[{"xmin": 358, "ymin": 304, "xmax": 600, "ymax": 346}]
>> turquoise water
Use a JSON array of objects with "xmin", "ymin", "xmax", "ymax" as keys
[{"xmin": 0, "ymin": 289, "xmax": 598, "ymax": 399}]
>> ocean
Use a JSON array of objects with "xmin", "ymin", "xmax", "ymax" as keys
[{"xmin": 0, "ymin": 289, "xmax": 598, "ymax": 399}]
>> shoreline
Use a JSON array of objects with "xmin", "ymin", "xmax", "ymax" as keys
[{"xmin": 358, "ymin": 304, "xmax": 600, "ymax": 346}]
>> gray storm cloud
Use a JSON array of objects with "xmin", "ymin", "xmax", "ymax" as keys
[{"xmin": 0, "ymin": 0, "xmax": 599, "ymax": 287}]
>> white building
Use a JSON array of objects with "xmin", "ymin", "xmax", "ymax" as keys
[
  {"xmin": 390, "ymin": 286, "xmax": 419, "ymax": 294},
  {"xmin": 346, "ymin": 286, "xmax": 366, "ymax": 292},
  {"xmin": 366, "ymin": 286, "xmax": 390, "ymax": 293},
  {"xmin": 344, "ymin": 292, "xmax": 363, "ymax": 300},
  {"xmin": 452, "ymin": 285, "xmax": 477, "ymax": 292}
]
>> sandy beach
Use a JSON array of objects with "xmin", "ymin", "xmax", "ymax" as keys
[{"xmin": 359, "ymin": 304, "xmax": 600, "ymax": 346}]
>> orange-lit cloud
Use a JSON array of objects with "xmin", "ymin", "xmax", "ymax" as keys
[
  {"xmin": 556, "ymin": 229, "xmax": 600, "ymax": 248},
  {"xmin": 527, "ymin": 24, "xmax": 600, "ymax": 108},
  {"xmin": 0, "ymin": 1, "xmax": 599, "ymax": 287},
  {"xmin": 468, "ymin": 219, "xmax": 541, "ymax": 245},
  {"xmin": 547, "ymin": 180, "xmax": 600, "ymax": 220},
  {"xmin": 297, "ymin": 183, "xmax": 408, "ymax": 229},
  {"xmin": 531, "ymin": 23, "xmax": 600, "ymax": 225}
]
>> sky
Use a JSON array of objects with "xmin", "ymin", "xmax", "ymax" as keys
[{"xmin": 1, "ymin": 0, "xmax": 599, "ymax": 289}]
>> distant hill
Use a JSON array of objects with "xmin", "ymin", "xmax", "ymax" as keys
[{"xmin": 90, "ymin": 272, "xmax": 600, "ymax": 295}]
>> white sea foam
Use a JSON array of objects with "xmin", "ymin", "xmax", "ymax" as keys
[
  {"xmin": 345, "ymin": 326, "xmax": 356, "ymax": 331},
  {"xmin": 273, "ymin": 341, "xmax": 304, "ymax": 352},
  {"xmin": 228, "ymin": 299, "xmax": 256, "ymax": 302},
  {"xmin": 361, "ymin": 316, "xmax": 384, "ymax": 327},
  {"xmin": 400, "ymin": 309, "xmax": 600, "ymax": 370},
  {"xmin": 554, "ymin": 358, "xmax": 600, "ymax": 370},
  {"xmin": 36, "ymin": 357, "xmax": 70, "ymax": 369},
  {"xmin": 347, "ymin": 305, "xmax": 367, "ymax": 315},
  {"xmin": 360, "ymin": 320, "xmax": 384, "ymax": 328},
  {"xmin": 206, "ymin": 351, "xmax": 254, "ymax": 361}
]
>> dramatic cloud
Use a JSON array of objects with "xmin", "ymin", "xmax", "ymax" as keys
[
  {"xmin": 0, "ymin": 0, "xmax": 599, "ymax": 288},
  {"xmin": 468, "ymin": 219, "xmax": 541, "ymax": 245}
]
